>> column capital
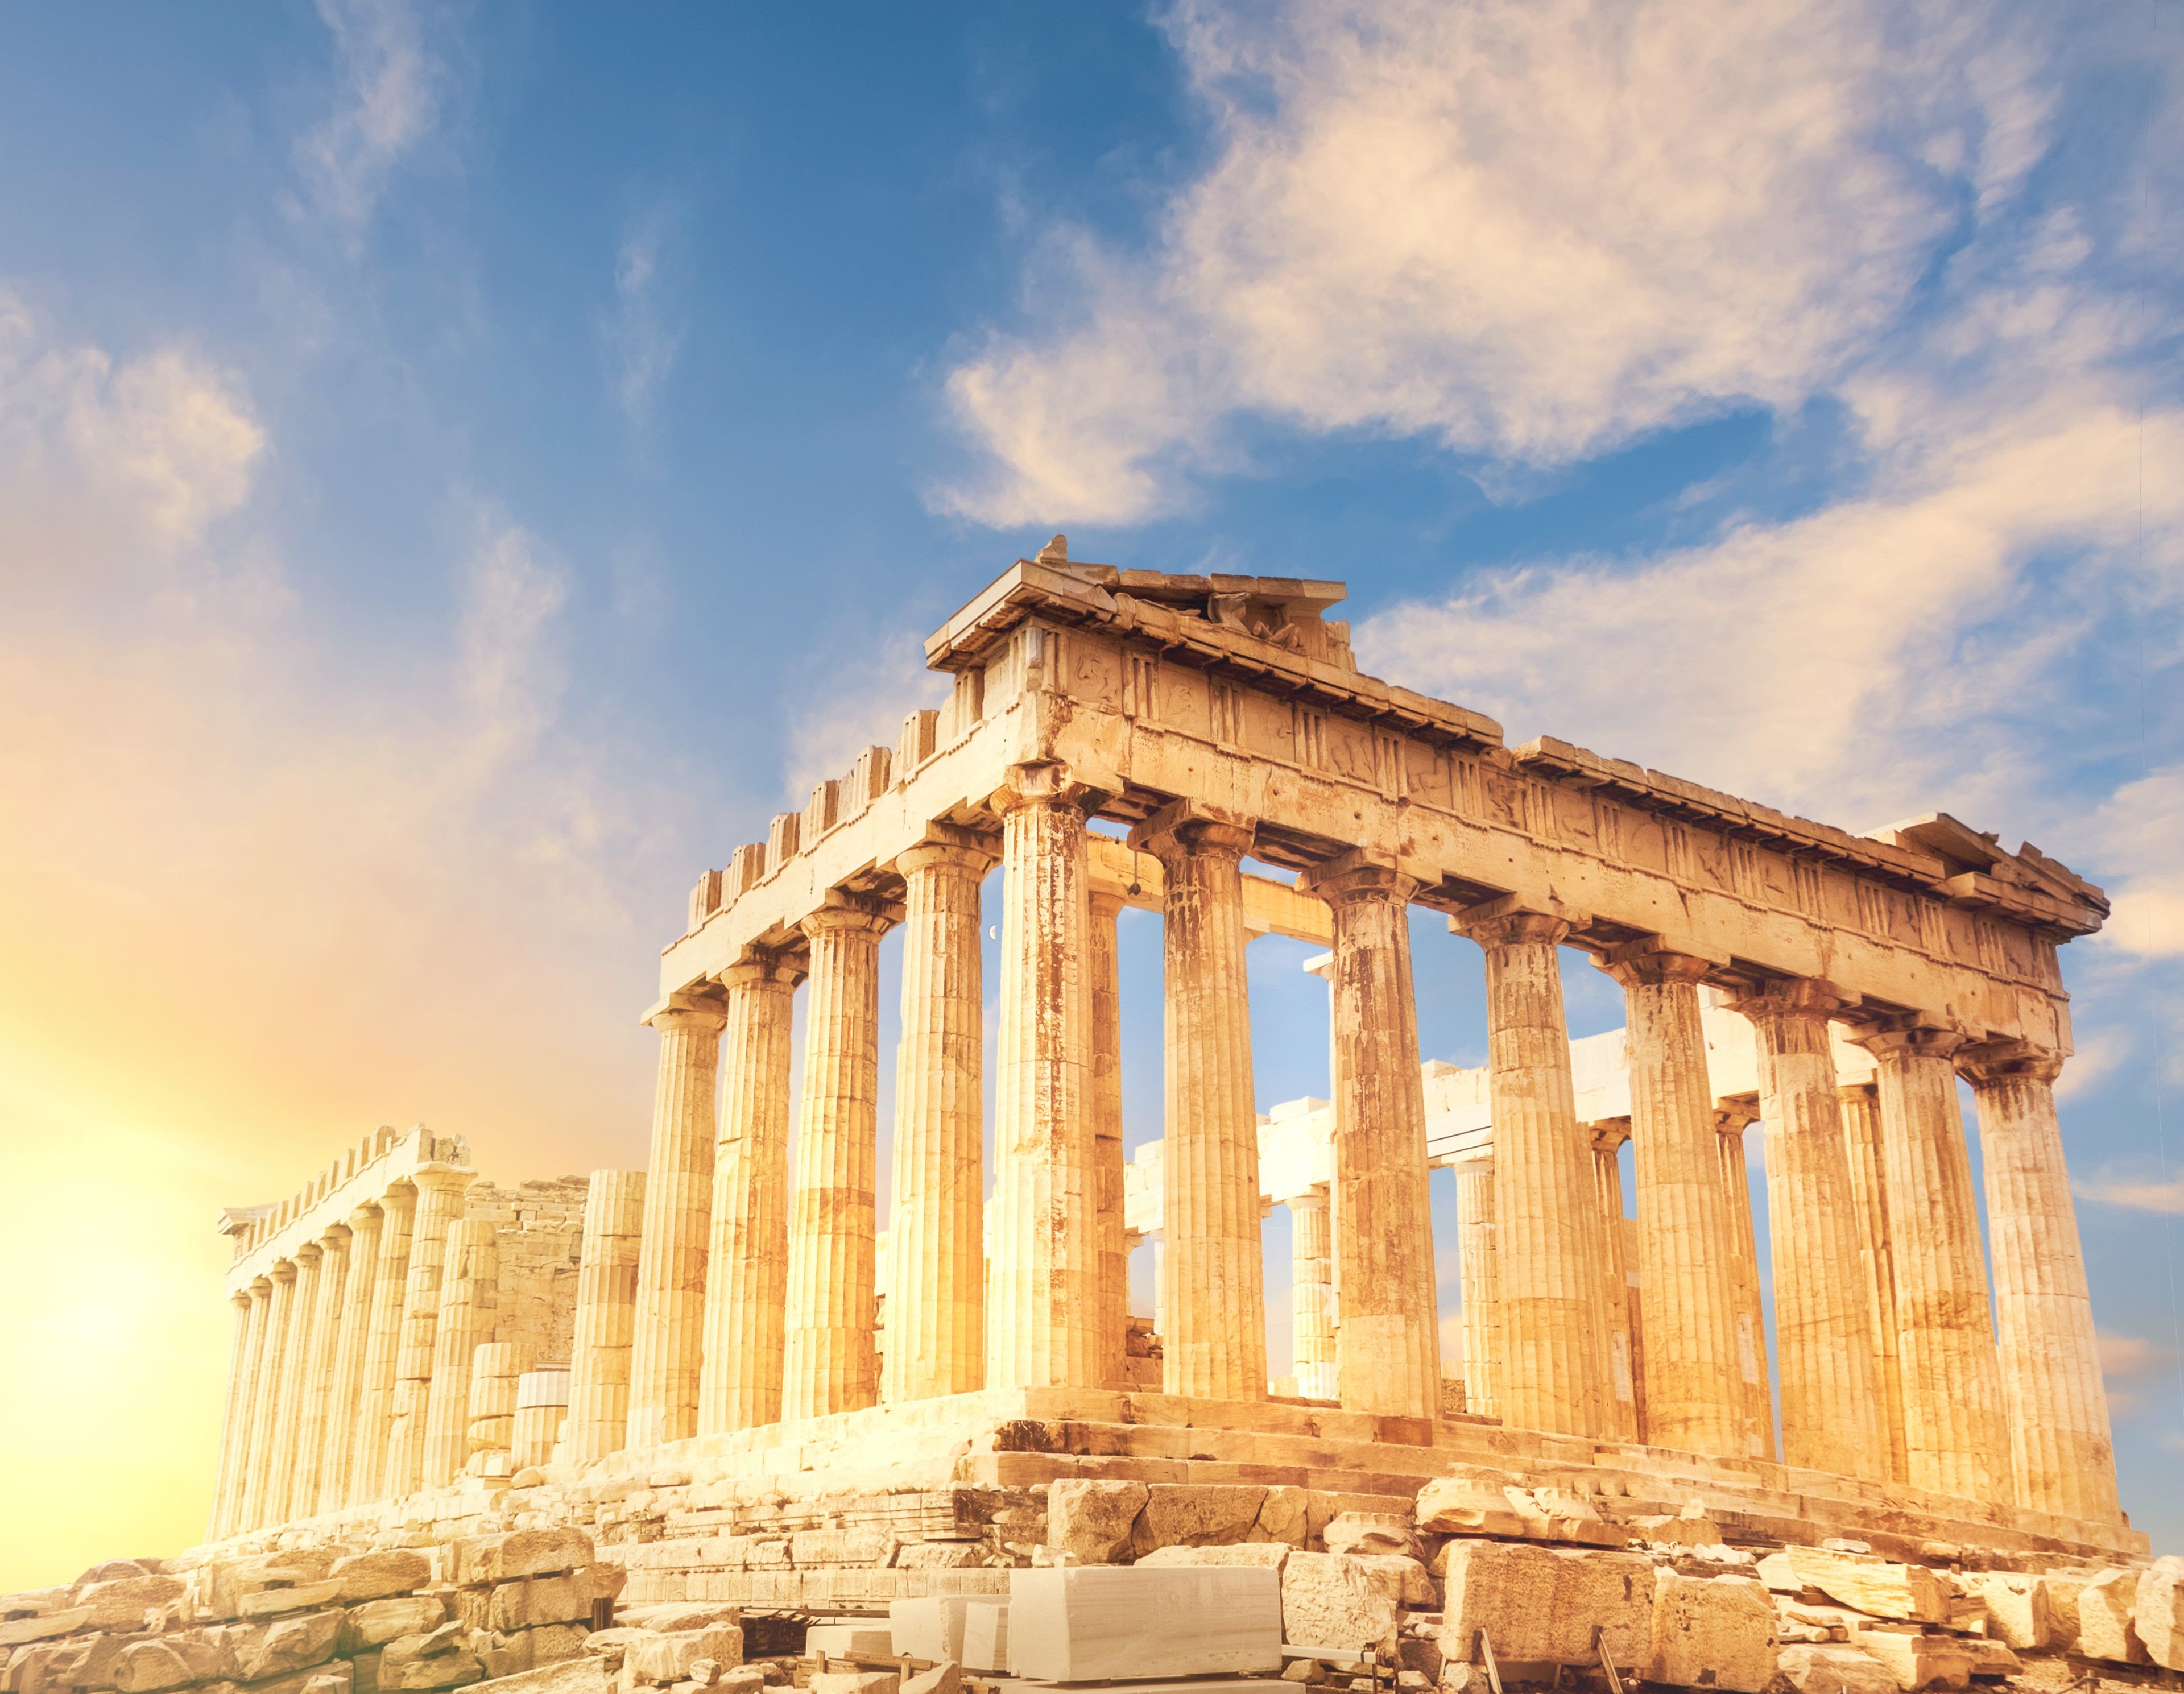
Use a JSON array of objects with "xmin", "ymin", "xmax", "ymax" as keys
[
  {"xmin": 409, "ymin": 1163, "xmax": 474, "ymax": 1198},
  {"xmin": 230, "ymin": 1288, "xmax": 254, "ymax": 1310},
  {"xmin": 894, "ymin": 833, "xmax": 999, "ymax": 881},
  {"xmin": 644, "ymin": 987, "xmax": 729, "ymax": 1035},
  {"xmin": 1126, "ymin": 797, "xmax": 1256, "ymax": 863},
  {"xmin": 1089, "ymin": 888, "xmax": 1128, "ymax": 920},
  {"xmin": 1713, "ymin": 1096, "xmax": 1761, "ymax": 1134},
  {"xmin": 1723, "ymin": 976, "xmax": 1855, "ymax": 1022},
  {"xmin": 318, "ymin": 1221, "xmax": 354, "ymax": 1249},
  {"xmin": 1595, "ymin": 935, "xmax": 1722, "ymax": 989},
  {"xmin": 720, "ymin": 945, "xmax": 806, "ymax": 993},
  {"xmin": 294, "ymin": 1240, "xmax": 324, "ymax": 1268},
  {"xmin": 1956, "ymin": 1038, "xmax": 2066, "ymax": 1087},
  {"xmin": 249, "ymin": 1274, "xmax": 274, "ymax": 1297},
  {"xmin": 1854, "ymin": 1020, "xmax": 1968, "ymax": 1062},
  {"xmin": 1450, "ymin": 892, "xmax": 1586, "ymax": 949},
  {"xmin": 797, "ymin": 889, "xmax": 900, "ymax": 941},
  {"xmin": 1587, "ymin": 1116, "xmax": 1633, "ymax": 1152},
  {"xmin": 1298, "ymin": 847, "xmax": 1420, "ymax": 906},
  {"xmin": 1837, "ymin": 1080, "xmax": 1880, "ymax": 1106},
  {"xmin": 991, "ymin": 759, "xmax": 1110, "ymax": 817},
  {"xmin": 270, "ymin": 1258, "xmax": 298, "ymax": 1284},
  {"xmin": 347, "ymin": 1202, "xmax": 382, "ymax": 1229}
]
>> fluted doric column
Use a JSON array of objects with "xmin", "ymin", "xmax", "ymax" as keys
[
  {"xmin": 1132, "ymin": 800, "xmax": 1267, "ymax": 1402},
  {"xmin": 1958, "ymin": 1041, "xmax": 2120, "ymax": 1524},
  {"xmin": 783, "ymin": 895, "xmax": 894, "ymax": 1419},
  {"xmin": 1453, "ymin": 1157, "xmax": 1499, "ymax": 1420},
  {"xmin": 1729, "ymin": 982, "xmax": 1887, "ymax": 1478},
  {"xmin": 987, "ymin": 763, "xmax": 1102, "ymax": 1390},
  {"xmin": 287, "ymin": 1224, "xmax": 351, "ymax": 1519},
  {"xmin": 1589, "ymin": 1120, "xmax": 1641, "ymax": 1439},
  {"xmin": 466, "ymin": 1340, "xmax": 531, "ymax": 1475},
  {"xmin": 1601, "ymin": 944, "xmax": 1744, "ymax": 1457},
  {"xmin": 209, "ymin": 1286, "xmax": 261, "ymax": 1538},
  {"xmin": 697, "ymin": 954, "xmax": 801, "ymax": 1434},
  {"xmin": 1289, "ymin": 1186, "xmax": 1337, "ymax": 1401},
  {"xmin": 1857, "ymin": 1024, "xmax": 2009, "ymax": 1502},
  {"xmin": 423, "ymin": 1217, "xmax": 498, "ymax": 1487},
  {"xmin": 1453, "ymin": 900, "xmax": 1612, "ymax": 1437},
  {"xmin": 1089, "ymin": 890, "xmax": 1131, "ymax": 1389},
  {"xmin": 1298, "ymin": 851, "xmax": 1438, "ymax": 1420},
  {"xmin": 264, "ymin": 1242, "xmax": 323, "ymax": 1523},
  {"xmin": 317, "ymin": 1203, "xmax": 382, "ymax": 1513},
  {"xmin": 349, "ymin": 1181, "xmax": 416, "ymax": 1504},
  {"xmin": 1713, "ymin": 1105, "xmax": 1776, "ymax": 1460},
  {"xmin": 239, "ymin": 1260, "xmax": 296, "ymax": 1530},
  {"xmin": 1836, "ymin": 1081, "xmax": 1910, "ymax": 1484},
  {"xmin": 571, "ymin": 1169, "xmax": 648, "ymax": 1459},
  {"xmin": 627, "ymin": 989, "xmax": 728, "ymax": 1449},
  {"xmin": 884, "ymin": 836, "xmax": 995, "ymax": 1403},
  {"xmin": 384, "ymin": 1166, "xmax": 471, "ymax": 1497}
]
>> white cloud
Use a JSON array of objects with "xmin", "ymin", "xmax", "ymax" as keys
[
  {"xmin": 2075, "ymin": 1171, "xmax": 2184, "ymax": 1217},
  {"xmin": 296, "ymin": 0, "xmax": 441, "ymax": 229},
  {"xmin": 609, "ymin": 205, "xmax": 686, "ymax": 430},
  {"xmin": 935, "ymin": 0, "xmax": 2067, "ymax": 525},
  {"xmin": 2095, "ymin": 769, "xmax": 2184, "ymax": 961}
]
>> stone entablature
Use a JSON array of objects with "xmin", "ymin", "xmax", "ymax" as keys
[{"xmin": 222, "ymin": 1124, "xmax": 470, "ymax": 1289}]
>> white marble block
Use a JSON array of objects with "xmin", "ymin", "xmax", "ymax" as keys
[
  {"xmin": 1007, "ymin": 1566, "xmax": 1284, "ymax": 1682},
  {"xmin": 961, "ymin": 1602, "xmax": 1010, "ymax": 1674},
  {"xmin": 806, "ymin": 1625, "xmax": 894, "ymax": 1659},
  {"xmin": 890, "ymin": 1597, "xmax": 973, "ymax": 1663}
]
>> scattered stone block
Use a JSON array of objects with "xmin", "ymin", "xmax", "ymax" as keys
[
  {"xmin": 1281, "ymin": 1553, "xmax": 1401, "ymax": 1656},
  {"xmin": 806, "ymin": 1675, "xmax": 892, "ymax": 1694},
  {"xmin": 332, "ymin": 1556, "xmax": 433, "ymax": 1605},
  {"xmin": 1437, "ymin": 1543, "xmax": 1653, "ymax": 1668},
  {"xmin": 1008, "ymin": 1566, "xmax": 1282, "ymax": 1681},
  {"xmin": 450, "ymin": 1535, "xmax": 592, "ymax": 1589},
  {"xmin": 1647, "ymin": 1571, "xmax": 1777, "ymax": 1693},
  {"xmin": 1, "ymin": 1591, "xmax": 73, "ymax": 1621},
  {"xmin": 461, "ymin": 1575, "xmax": 592, "ymax": 1634},
  {"xmin": 886, "ymin": 1599, "xmax": 969, "ymax": 1664},
  {"xmin": 241, "ymin": 1584, "xmax": 347, "ymax": 1621},
  {"xmin": 1848, "ymin": 1631, "xmax": 1971, "ymax": 1691},
  {"xmin": 0, "ymin": 1615, "xmax": 92, "ymax": 1649},
  {"xmin": 74, "ymin": 1580, "xmax": 185, "ymax": 1633},
  {"xmin": 2075, "ymin": 1568, "xmax": 2146, "ymax": 1663},
  {"xmin": 110, "ymin": 1639, "xmax": 224, "ymax": 1694},
  {"xmin": 1502, "ymin": 1488, "xmax": 1623, "ymax": 1548},
  {"xmin": 1323, "ymin": 1515, "xmax": 1421, "ymax": 1560},
  {"xmin": 232, "ymin": 1610, "xmax": 345, "ymax": 1681},
  {"xmin": 463, "ymin": 1659, "xmax": 609, "ymax": 1694},
  {"xmin": 1416, "ymin": 1477, "xmax": 1525, "ymax": 1540},
  {"xmin": 897, "ymin": 1664, "xmax": 957, "ymax": 1694},
  {"xmin": 476, "ymin": 1625, "xmax": 589, "ymax": 1679},
  {"xmin": 344, "ymin": 1600, "xmax": 450, "ymax": 1654},
  {"xmin": 380, "ymin": 1625, "xmax": 485, "ymax": 1692},
  {"xmin": 959, "ymin": 1604, "xmax": 1006, "ymax": 1675},
  {"xmin": 75, "ymin": 1566, "xmax": 160, "ymax": 1588},
  {"xmin": 1954, "ymin": 1573, "xmax": 2050, "ymax": 1650},
  {"xmin": 2136, "ymin": 1556, "xmax": 2184, "ymax": 1671},
  {"xmin": 1137, "ymin": 1544, "xmax": 1291, "ymax": 1572},
  {"xmin": 1044, "ymin": 1482, "xmax": 1147, "ymax": 1565},
  {"xmin": 800, "ymin": 1627, "xmax": 887, "ymax": 1659},
  {"xmin": 1783, "ymin": 1551, "xmax": 1946, "ymax": 1624},
  {"xmin": 1777, "ymin": 1645, "xmax": 1899, "ymax": 1694},
  {"xmin": 1255, "ymin": 1487, "xmax": 1310, "ymax": 1547},
  {"xmin": 1958, "ymin": 1639, "xmax": 2020, "ymax": 1678},
  {"xmin": 624, "ymin": 1629, "xmax": 742, "ymax": 1685},
  {"xmin": 1130, "ymin": 1485, "xmax": 1268, "ymax": 1557},
  {"xmin": 628, "ymin": 1609, "xmax": 739, "ymax": 1635},
  {"xmin": 718, "ymin": 1670, "xmax": 764, "ymax": 1694}
]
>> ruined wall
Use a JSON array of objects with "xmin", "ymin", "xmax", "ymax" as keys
[{"xmin": 465, "ymin": 1178, "xmax": 588, "ymax": 1370}]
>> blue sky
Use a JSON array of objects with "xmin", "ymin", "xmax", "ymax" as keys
[{"xmin": 0, "ymin": 1, "xmax": 2179, "ymax": 1569}]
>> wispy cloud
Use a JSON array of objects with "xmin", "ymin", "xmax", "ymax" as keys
[
  {"xmin": 608, "ymin": 202, "xmax": 687, "ymax": 430},
  {"xmin": 2075, "ymin": 1172, "xmax": 2184, "ymax": 1216},
  {"xmin": 2099, "ymin": 1328, "xmax": 2182, "ymax": 1419},
  {"xmin": 295, "ymin": 0, "xmax": 442, "ymax": 230}
]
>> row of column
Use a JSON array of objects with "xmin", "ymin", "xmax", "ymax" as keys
[{"xmin": 619, "ymin": 764, "xmax": 2117, "ymax": 1527}]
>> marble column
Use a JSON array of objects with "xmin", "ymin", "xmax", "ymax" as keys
[
  {"xmin": 209, "ymin": 1286, "xmax": 262, "ymax": 1538},
  {"xmin": 1090, "ymin": 891, "xmax": 1131, "ymax": 1390},
  {"xmin": 1133, "ymin": 801, "xmax": 1267, "ymax": 1402},
  {"xmin": 1289, "ymin": 1186, "xmax": 1337, "ymax": 1400},
  {"xmin": 986, "ymin": 763, "xmax": 1102, "ymax": 1391},
  {"xmin": 1453, "ymin": 1157, "xmax": 1499, "ymax": 1420},
  {"xmin": 1714, "ymin": 1106, "xmax": 1776, "ymax": 1460},
  {"xmin": 316, "ymin": 1204, "xmax": 382, "ymax": 1514},
  {"xmin": 1297, "ymin": 851, "xmax": 1438, "ymax": 1420},
  {"xmin": 627, "ymin": 989, "xmax": 728, "ymax": 1449},
  {"xmin": 349, "ymin": 1182, "xmax": 416, "ymax": 1505},
  {"xmin": 572, "ymin": 1169, "xmax": 649, "ymax": 1460},
  {"xmin": 287, "ymin": 1224, "xmax": 351, "ymax": 1520},
  {"xmin": 264, "ymin": 1242, "xmax": 323, "ymax": 1523},
  {"xmin": 884, "ymin": 838, "xmax": 994, "ymax": 1403},
  {"xmin": 783, "ymin": 896, "xmax": 893, "ymax": 1419},
  {"xmin": 696, "ymin": 954, "xmax": 800, "ymax": 1435},
  {"xmin": 1603, "ymin": 945, "xmax": 1744, "ymax": 1459},
  {"xmin": 1836, "ymin": 1082, "xmax": 1910, "ymax": 1484},
  {"xmin": 465, "ymin": 1340, "xmax": 531, "ymax": 1475},
  {"xmin": 1959, "ymin": 1042, "xmax": 2120, "ymax": 1524},
  {"xmin": 1589, "ymin": 1121, "xmax": 1641, "ymax": 1440},
  {"xmin": 384, "ymin": 1166, "xmax": 471, "ymax": 1498},
  {"xmin": 1729, "ymin": 982, "xmax": 1887, "ymax": 1479},
  {"xmin": 1454, "ymin": 901, "xmax": 1612, "ymax": 1438},
  {"xmin": 424, "ymin": 1217, "xmax": 499, "ymax": 1488},
  {"xmin": 239, "ymin": 1259, "xmax": 297, "ymax": 1530}
]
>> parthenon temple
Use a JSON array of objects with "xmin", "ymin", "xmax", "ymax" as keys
[{"xmin": 123, "ymin": 549, "xmax": 2171, "ymax": 1684}]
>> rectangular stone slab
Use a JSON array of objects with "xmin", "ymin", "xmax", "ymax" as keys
[{"xmin": 1005, "ymin": 1567, "xmax": 1283, "ymax": 1682}]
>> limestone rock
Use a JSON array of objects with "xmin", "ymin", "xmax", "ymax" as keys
[
  {"xmin": 0, "ymin": 1613, "xmax": 92, "ymax": 1649},
  {"xmin": 1136, "ymin": 1544, "xmax": 1291, "ymax": 1572},
  {"xmin": 1954, "ymin": 1573, "xmax": 2050, "ymax": 1650},
  {"xmin": 450, "ymin": 1535, "xmax": 592, "ymax": 1589},
  {"xmin": 460, "ymin": 1575, "xmax": 592, "ymax": 1634},
  {"xmin": 74, "ymin": 1579, "xmax": 185, "ymax": 1633},
  {"xmin": 1130, "ymin": 1484, "xmax": 1267, "ymax": 1556},
  {"xmin": 1254, "ymin": 1487, "xmax": 1310, "ymax": 1547},
  {"xmin": 241, "ymin": 1584, "xmax": 347, "ymax": 1621},
  {"xmin": 476, "ymin": 1625, "xmax": 589, "ymax": 1679},
  {"xmin": 898, "ymin": 1664, "xmax": 958, "ymax": 1694},
  {"xmin": 1777, "ymin": 1645, "xmax": 1900, "ymax": 1694},
  {"xmin": 462, "ymin": 1659, "xmax": 609, "ymax": 1694},
  {"xmin": 623, "ymin": 1629, "xmax": 742, "ymax": 1685},
  {"xmin": 1044, "ymin": 1482, "xmax": 1146, "ymax": 1565},
  {"xmin": 1354, "ymin": 1555, "xmax": 1436, "ymax": 1608},
  {"xmin": 111, "ymin": 1639, "xmax": 224, "ymax": 1694},
  {"xmin": 887, "ymin": 1600, "xmax": 970, "ymax": 1664},
  {"xmin": 1847, "ymin": 1631, "xmax": 1971, "ymax": 1691},
  {"xmin": 2133, "ymin": 1556, "xmax": 2184, "ymax": 1671},
  {"xmin": 380, "ymin": 1626, "xmax": 485, "ymax": 1693},
  {"xmin": 1009, "ymin": 1566, "xmax": 1283, "ymax": 1681},
  {"xmin": 344, "ymin": 1600, "xmax": 450, "ymax": 1654},
  {"xmin": 717, "ymin": 1670, "xmax": 764, "ymax": 1694},
  {"xmin": 1415, "ymin": 1477, "xmax": 1527, "ymax": 1541},
  {"xmin": 332, "ymin": 1556, "xmax": 433, "ymax": 1605},
  {"xmin": 1323, "ymin": 1515, "xmax": 1422, "ymax": 1560},
  {"xmin": 2075, "ymin": 1568, "xmax": 2146, "ymax": 1663},
  {"xmin": 1280, "ymin": 1553, "xmax": 1401, "ymax": 1655},
  {"xmin": 630, "ymin": 1608, "xmax": 740, "ymax": 1635},
  {"xmin": 1782, "ymin": 1551, "xmax": 1946, "ymax": 1624},
  {"xmin": 806, "ymin": 1676, "xmax": 893, "ymax": 1694},
  {"xmin": 1437, "ymin": 1543, "xmax": 1653, "ymax": 1668},
  {"xmin": 231, "ymin": 1611, "xmax": 345, "ymax": 1681},
  {"xmin": 1647, "ymin": 1571, "xmax": 1777, "ymax": 1694},
  {"xmin": 0, "ymin": 1590, "xmax": 73, "ymax": 1621},
  {"xmin": 1958, "ymin": 1640, "xmax": 2020, "ymax": 1678},
  {"xmin": 75, "ymin": 1565, "xmax": 162, "ymax": 1588},
  {"xmin": 959, "ymin": 1602, "xmax": 1006, "ymax": 1675},
  {"xmin": 801, "ymin": 1626, "xmax": 888, "ymax": 1658},
  {"xmin": 1502, "ymin": 1487, "xmax": 1623, "ymax": 1548}
]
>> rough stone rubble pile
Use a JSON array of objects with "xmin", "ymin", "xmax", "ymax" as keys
[{"xmin": 10, "ymin": 1481, "xmax": 2181, "ymax": 1694}]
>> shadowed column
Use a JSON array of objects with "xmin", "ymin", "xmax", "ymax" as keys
[
  {"xmin": 287, "ymin": 1224, "xmax": 351, "ymax": 1519},
  {"xmin": 627, "ymin": 989, "xmax": 728, "ymax": 1448},
  {"xmin": 697, "ymin": 953, "xmax": 801, "ymax": 1433},
  {"xmin": 1713, "ymin": 1105, "xmax": 1776, "ymax": 1460},
  {"xmin": 316, "ymin": 1203, "xmax": 382, "ymax": 1513},
  {"xmin": 1602, "ymin": 944, "xmax": 1744, "ymax": 1459},
  {"xmin": 383, "ymin": 1166, "xmax": 471, "ymax": 1497},
  {"xmin": 1089, "ymin": 890, "xmax": 1131, "ymax": 1389},
  {"xmin": 1454, "ymin": 1156, "xmax": 1499, "ymax": 1420},
  {"xmin": 783, "ymin": 896, "xmax": 894, "ymax": 1418},
  {"xmin": 348, "ymin": 1181, "xmax": 416, "ymax": 1504},
  {"xmin": 424, "ymin": 1217, "xmax": 499, "ymax": 1488},
  {"xmin": 264, "ymin": 1242, "xmax": 322, "ymax": 1523},
  {"xmin": 1728, "ymin": 981, "xmax": 1887, "ymax": 1478},
  {"xmin": 986, "ymin": 763, "xmax": 1102, "ymax": 1390},
  {"xmin": 885, "ymin": 838, "xmax": 994, "ymax": 1403},
  {"xmin": 1836, "ymin": 1080, "xmax": 1909, "ymax": 1484},
  {"xmin": 1589, "ymin": 1120, "xmax": 1641, "ymax": 1439},
  {"xmin": 209, "ymin": 1285, "xmax": 263, "ymax": 1538},
  {"xmin": 238, "ymin": 1259, "xmax": 296, "ymax": 1530},
  {"xmin": 1132, "ymin": 800, "xmax": 1267, "ymax": 1402},
  {"xmin": 1454, "ymin": 899, "xmax": 1612, "ymax": 1438},
  {"xmin": 1298, "ymin": 850, "xmax": 1438, "ymax": 1420},
  {"xmin": 570, "ymin": 1169, "xmax": 648, "ymax": 1459},
  {"xmin": 1289, "ymin": 1186, "xmax": 1337, "ymax": 1401},
  {"xmin": 1959, "ymin": 1041, "xmax": 2120, "ymax": 1523}
]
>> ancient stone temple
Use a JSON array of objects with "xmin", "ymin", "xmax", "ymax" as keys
[{"xmin": 30, "ymin": 548, "xmax": 2173, "ymax": 1694}]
